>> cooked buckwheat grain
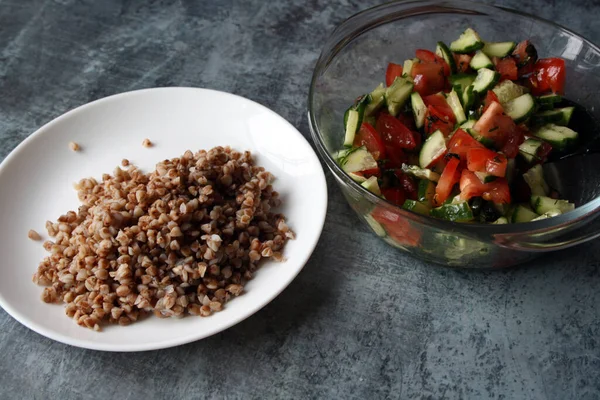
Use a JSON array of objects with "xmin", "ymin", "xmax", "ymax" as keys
[{"xmin": 33, "ymin": 146, "xmax": 293, "ymax": 330}]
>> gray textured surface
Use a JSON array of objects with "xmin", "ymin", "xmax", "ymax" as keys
[{"xmin": 1, "ymin": 0, "xmax": 599, "ymax": 399}]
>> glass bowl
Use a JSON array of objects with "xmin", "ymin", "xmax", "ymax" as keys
[{"xmin": 308, "ymin": 0, "xmax": 600, "ymax": 268}]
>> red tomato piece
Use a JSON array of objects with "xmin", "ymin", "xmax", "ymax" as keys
[
  {"xmin": 536, "ymin": 141, "xmax": 553, "ymax": 163},
  {"xmin": 386, "ymin": 62, "xmax": 404, "ymax": 87},
  {"xmin": 383, "ymin": 146, "xmax": 406, "ymax": 169},
  {"xmin": 447, "ymin": 129, "xmax": 485, "ymax": 160},
  {"xmin": 473, "ymin": 101, "xmax": 517, "ymax": 146},
  {"xmin": 355, "ymin": 168, "xmax": 381, "ymax": 178},
  {"xmin": 371, "ymin": 206, "xmax": 421, "ymax": 247},
  {"xmin": 500, "ymin": 126, "xmax": 526, "ymax": 159},
  {"xmin": 466, "ymin": 148, "xmax": 507, "ymax": 177},
  {"xmin": 459, "ymin": 170, "xmax": 511, "ymax": 203},
  {"xmin": 424, "ymin": 94, "xmax": 456, "ymax": 124},
  {"xmin": 466, "ymin": 148, "xmax": 493, "ymax": 172},
  {"xmin": 424, "ymin": 105, "xmax": 455, "ymax": 137},
  {"xmin": 411, "ymin": 62, "xmax": 446, "ymax": 96},
  {"xmin": 482, "ymin": 179, "xmax": 511, "ymax": 203},
  {"xmin": 483, "ymin": 90, "xmax": 500, "ymax": 113},
  {"xmin": 381, "ymin": 187, "xmax": 406, "ymax": 206},
  {"xmin": 454, "ymin": 53, "xmax": 472, "ymax": 73},
  {"xmin": 495, "ymin": 57, "xmax": 518, "ymax": 81},
  {"xmin": 434, "ymin": 157, "xmax": 461, "ymax": 206},
  {"xmin": 376, "ymin": 113, "xmax": 419, "ymax": 151},
  {"xmin": 529, "ymin": 58, "xmax": 566, "ymax": 95},
  {"xmin": 394, "ymin": 170, "xmax": 418, "ymax": 200},
  {"xmin": 353, "ymin": 122, "xmax": 387, "ymax": 160},
  {"xmin": 415, "ymin": 49, "xmax": 451, "ymax": 76}
]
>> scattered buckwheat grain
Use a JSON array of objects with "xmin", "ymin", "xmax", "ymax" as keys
[
  {"xmin": 69, "ymin": 142, "xmax": 80, "ymax": 152},
  {"xmin": 142, "ymin": 138, "xmax": 152, "ymax": 148},
  {"xmin": 28, "ymin": 229, "xmax": 41, "ymax": 241}
]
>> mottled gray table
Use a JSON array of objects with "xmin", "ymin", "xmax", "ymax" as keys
[{"xmin": 1, "ymin": 1, "xmax": 599, "ymax": 399}]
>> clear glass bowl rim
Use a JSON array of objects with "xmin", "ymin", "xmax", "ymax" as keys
[{"xmin": 308, "ymin": 0, "xmax": 600, "ymax": 239}]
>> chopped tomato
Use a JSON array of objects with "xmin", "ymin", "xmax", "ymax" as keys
[
  {"xmin": 396, "ymin": 112, "xmax": 417, "ymax": 131},
  {"xmin": 434, "ymin": 157, "xmax": 461, "ymax": 206},
  {"xmin": 528, "ymin": 58, "xmax": 566, "ymax": 95},
  {"xmin": 371, "ymin": 206, "xmax": 420, "ymax": 247},
  {"xmin": 513, "ymin": 40, "xmax": 537, "ymax": 76},
  {"xmin": 394, "ymin": 171, "xmax": 418, "ymax": 200},
  {"xmin": 424, "ymin": 105, "xmax": 454, "ymax": 136},
  {"xmin": 500, "ymin": 126, "xmax": 526, "ymax": 158},
  {"xmin": 459, "ymin": 170, "xmax": 511, "ymax": 203},
  {"xmin": 386, "ymin": 62, "xmax": 404, "ymax": 87},
  {"xmin": 483, "ymin": 90, "xmax": 500, "ymax": 113},
  {"xmin": 494, "ymin": 57, "xmax": 518, "ymax": 81},
  {"xmin": 473, "ymin": 101, "xmax": 517, "ymax": 146},
  {"xmin": 536, "ymin": 141, "xmax": 553, "ymax": 163},
  {"xmin": 381, "ymin": 187, "xmax": 406, "ymax": 206},
  {"xmin": 447, "ymin": 129, "xmax": 484, "ymax": 160},
  {"xmin": 356, "ymin": 168, "xmax": 381, "ymax": 178},
  {"xmin": 411, "ymin": 61, "xmax": 446, "ymax": 96},
  {"xmin": 415, "ymin": 49, "xmax": 451, "ymax": 76},
  {"xmin": 383, "ymin": 146, "xmax": 406, "ymax": 169},
  {"xmin": 454, "ymin": 53, "xmax": 472, "ymax": 73},
  {"xmin": 466, "ymin": 148, "xmax": 507, "ymax": 177},
  {"xmin": 376, "ymin": 113, "xmax": 420, "ymax": 152},
  {"xmin": 423, "ymin": 94, "xmax": 456, "ymax": 124},
  {"xmin": 354, "ymin": 122, "xmax": 387, "ymax": 160}
]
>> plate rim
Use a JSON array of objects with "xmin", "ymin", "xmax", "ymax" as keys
[{"xmin": 0, "ymin": 87, "xmax": 328, "ymax": 352}]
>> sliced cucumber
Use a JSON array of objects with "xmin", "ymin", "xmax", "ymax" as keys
[
  {"xmin": 469, "ymin": 50, "xmax": 494, "ymax": 70},
  {"xmin": 462, "ymin": 85, "xmax": 478, "ymax": 111},
  {"xmin": 511, "ymin": 204, "xmax": 539, "ymax": 223},
  {"xmin": 364, "ymin": 83, "xmax": 386, "ymax": 116},
  {"xmin": 419, "ymin": 130, "xmax": 447, "ymax": 168},
  {"xmin": 482, "ymin": 41, "xmax": 516, "ymax": 58},
  {"xmin": 504, "ymin": 93, "xmax": 536, "ymax": 123},
  {"xmin": 402, "ymin": 200, "xmax": 431, "ymax": 216},
  {"xmin": 472, "ymin": 68, "xmax": 500, "ymax": 93},
  {"xmin": 385, "ymin": 77, "xmax": 414, "ymax": 116},
  {"xmin": 492, "ymin": 80, "xmax": 527, "ymax": 105},
  {"xmin": 361, "ymin": 176, "xmax": 381, "ymax": 196},
  {"xmin": 522, "ymin": 164, "xmax": 549, "ymax": 196},
  {"xmin": 537, "ymin": 93, "xmax": 562, "ymax": 110},
  {"xmin": 337, "ymin": 147, "xmax": 378, "ymax": 173},
  {"xmin": 446, "ymin": 89, "xmax": 467, "ymax": 124},
  {"xmin": 518, "ymin": 138, "xmax": 545, "ymax": 163},
  {"xmin": 531, "ymin": 195, "xmax": 575, "ymax": 214},
  {"xmin": 460, "ymin": 119, "xmax": 476, "ymax": 130},
  {"xmin": 450, "ymin": 28, "xmax": 484, "ymax": 54},
  {"xmin": 402, "ymin": 164, "xmax": 440, "ymax": 182},
  {"xmin": 411, "ymin": 92, "xmax": 427, "ymax": 129},
  {"xmin": 450, "ymin": 74, "xmax": 476, "ymax": 97},
  {"xmin": 403, "ymin": 58, "xmax": 417, "ymax": 78},
  {"xmin": 531, "ymin": 107, "xmax": 574, "ymax": 126},
  {"xmin": 466, "ymin": 128, "xmax": 494, "ymax": 148},
  {"xmin": 533, "ymin": 124, "xmax": 578, "ymax": 150},
  {"xmin": 343, "ymin": 95, "xmax": 370, "ymax": 146},
  {"xmin": 531, "ymin": 210, "xmax": 563, "ymax": 221},
  {"xmin": 418, "ymin": 179, "xmax": 436, "ymax": 207},
  {"xmin": 436, "ymin": 41, "xmax": 456, "ymax": 73},
  {"xmin": 431, "ymin": 201, "xmax": 474, "ymax": 222},
  {"xmin": 492, "ymin": 216, "xmax": 509, "ymax": 224},
  {"xmin": 343, "ymin": 109, "xmax": 360, "ymax": 146},
  {"xmin": 364, "ymin": 214, "xmax": 386, "ymax": 237},
  {"xmin": 474, "ymin": 171, "xmax": 497, "ymax": 184},
  {"xmin": 347, "ymin": 172, "xmax": 367, "ymax": 183}
]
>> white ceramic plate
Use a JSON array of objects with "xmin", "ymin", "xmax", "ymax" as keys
[{"xmin": 0, "ymin": 88, "xmax": 327, "ymax": 352}]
